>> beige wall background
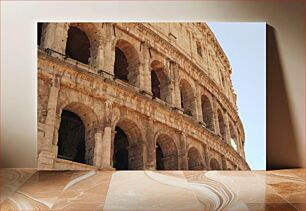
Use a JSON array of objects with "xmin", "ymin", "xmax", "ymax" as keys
[{"xmin": 1, "ymin": 1, "xmax": 304, "ymax": 169}]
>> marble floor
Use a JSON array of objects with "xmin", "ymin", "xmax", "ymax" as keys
[{"xmin": 0, "ymin": 169, "xmax": 304, "ymax": 210}]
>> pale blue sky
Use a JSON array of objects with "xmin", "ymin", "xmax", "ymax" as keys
[{"xmin": 207, "ymin": 23, "xmax": 266, "ymax": 170}]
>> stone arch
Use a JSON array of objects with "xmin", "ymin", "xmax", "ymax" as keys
[
  {"xmin": 57, "ymin": 102, "xmax": 98, "ymax": 165},
  {"xmin": 229, "ymin": 122, "xmax": 238, "ymax": 151},
  {"xmin": 151, "ymin": 60, "xmax": 171, "ymax": 103},
  {"xmin": 65, "ymin": 23, "xmax": 102, "ymax": 65},
  {"xmin": 210, "ymin": 157, "xmax": 221, "ymax": 170},
  {"xmin": 155, "ymin": 133, "xmax": 178, "ymax": 170},
  {"xmin": 113, "ymin": 118, "xmax": 144, "ymax": 170},
  {"xmin": 179, "ymin": 79, "xmax": 196, "ymax": 117},
  {"xmin": 65, "ymin": 26, "xmax": 90, "ymax": 64},
  {"xmin": 217, "ymin": 109, "xmax": 226, "ymax": 142},
  {"xmin": 114, "ymin": 39, "xmax": 140, "ymax": 86},
  {"xmin": 187, "ymin": 147, "xmax": 204, "ymax": 170},
  {"xmin": 201, "ymin": 94, "xmax": 214, "ymax": 131}
]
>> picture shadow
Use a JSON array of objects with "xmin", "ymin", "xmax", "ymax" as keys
[{"xmin": 266, "ymin": 25, "xmax": 300, "ymax": 170}]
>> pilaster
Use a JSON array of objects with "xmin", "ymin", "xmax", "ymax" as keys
[
  {"xmin": 38, "ymin": 73, "xmax": 62, "ymax": 169},
  {"xmin": 172, "ymin": 63, "xmax": 183, "ymax": 113},
  {"xmin": 41, "ymin": 23, "xmax": 69, "ymax": 57},
  {"xmin": 203, "ymin": 145, "xmax": 210, "ymax": 170},
  {"xmin": 102, "ymin": 23, "xmax": 116, "ymax": 76},
  {"xmin": 100, "ymin": 126, "xmax": 113, "ymax": 169},
  {"xmin": 178, "ymin": 132, "xmax": 188, "ymax": 170},
  {"xmin": 145, "ymin": 117, "xmax": 156, "ymax": 170},
  {"xmin": 139, "ymin": 41, "xmax": 153, "ymax": 95},
  {"xmin": 224, "ymin": 111, "xmax": 231, "ymax": 145},
  {"xmin": 221, "ymin": 155, "xmax": 227, "ymax": 170},
  {"xmin": 195, "ymin": 82, "xmax": 203, "ymax": 123},
  {"xmin": 212, "ymin": 96, "xmax": 221, "ymax": 137}
]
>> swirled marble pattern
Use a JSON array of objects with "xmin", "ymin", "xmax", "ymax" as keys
[{"xmin": 0, "ymin": 169, "xmax": 304, "ymax": 210}]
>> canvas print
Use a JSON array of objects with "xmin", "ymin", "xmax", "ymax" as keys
[{"xmin": 37, "ymin": 22, "xmax": 265, "ymax": 171}]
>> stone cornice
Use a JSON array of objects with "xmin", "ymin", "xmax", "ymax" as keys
[{"xmin": 196, "ymin": 23, "xmax": 231, "ymax": 74}]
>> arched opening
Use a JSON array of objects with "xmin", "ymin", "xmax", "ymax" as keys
[
  {"xmin": 37, "ymin": 23, "xmax": 43, "ymax": 46},
  {"xmin": 188, "ymin": 147, "xmax": 203, "ymax": 170},
  {"xmin": 114, "ymin": 39, "xmax": 139, "ymax": 86},
  {"xmin": 210, "ymin": 158, "xmax": 221, "ymax": 170},
  {"xmin": 229, "ymin": 123, "xmax": 238, "ymax": 151},
  {"xmin": 113, "ymin": 126, "xmax": 129, "ymax": 170},
  {"xmin": 201, "ymin": 95, "xmax": 214, "ymax": 131},
  {"xmin": 151, "ymin": 70, "xmax": 160, "ymax": 98},
  {"xmin": 57, "ymin": 102, "xmax": 97, "ymax": 165},
  {"xmin": 114, "ymin": 47, "xmax": 128, "ymax": 82},
  {"xmin": 65, "ymin": 26, "xmax": 90, "ymax": 64},
  {"xmin": 151, "ymin": 60, "xmax": 170, "ymax": 102},
  {"xmin": 156, "ymin": 143, "xmax": 164, "ymax": 170},
  {"xmin": 113, "ymin": 119, "xmax": 144, "ymax": 170},
  {"xmin": 156, "ymin": 134, "xmax": 178, "ymax": 170},
  {"xmin": 180, "ymin": 79, "xmax": 196, "ymax": 117},
  {"xmin": 217, "ymin": 109, "xmax": 226, "ymax": 142},
  {"xmin": 57, "ymin": 110, "xmax": 85, "ymax": 164}
]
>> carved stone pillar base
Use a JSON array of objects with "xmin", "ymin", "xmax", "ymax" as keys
[{"xmin": 38, "ymin": 145, "xmax": 58, "ymax": 170}]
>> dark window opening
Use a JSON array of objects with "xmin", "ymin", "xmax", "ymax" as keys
[
  {"xmin": 180, "ymin": 90, "xmax": 184, "ymax": 110},
  {"xmin": 156, "ymin": 143, "xmax": 164, "ymax": 170},
  {"xmin": 65, "ymin": 26, "xmax": 90, "ymax": 64},
  {"xmin": 218, "ymin": 110, "xmax": 226, "ymax": 141},
  {"xmin": 156, "ymin": 135, "xmax": 178, "ymax": 170},
  {"xmin": 181, "ymin": 90, "xmax": 193, "ymax": 116},
  {"xmin": 57, "ymin": 110, "xmax": 85, "ymax": 164},
  {"xmin": 180, "ymin": 80, "xmax": 195, "ymax": 117},
  {"xmin": 188, "ymin": 148, "xmax": 203, "ymax": 170},
  {"xmin": 114, "ymin": 47, "xmax": 129, "ymax": 82},
  {"xmin": 151, "ymin": 70, "xmax": 161, "ymax": 99},
  {"xmin": 37, "ymin": 23, "xmax": 43, "ymax": 46},
  {"xmin": 114, "ymin": 39, "xmax": 140, "ymax": 87},
  {"xmin": 210, "ymin": 158, "xmax": 221, "ymax": 170},
  {"xmin": 113, "ymin": 126, "xmax": 129, "ymax": 170},
  {"xmin": 201, "ymin": 95, "xmax": 214, "ymax": 131}
]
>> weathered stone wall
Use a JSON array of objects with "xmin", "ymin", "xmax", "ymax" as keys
[{"xmin": 37, "ymin": 22, "xmax": 249, "ymax": 170}]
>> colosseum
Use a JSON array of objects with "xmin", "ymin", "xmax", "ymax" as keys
[{"xmin": 37, "ymin": 22, "xmax": 250, "ymax": 171}]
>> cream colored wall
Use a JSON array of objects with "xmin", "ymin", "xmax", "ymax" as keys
[{"xmin": 1, "ymin": 1, "xmax": 304, "ymax": 168}]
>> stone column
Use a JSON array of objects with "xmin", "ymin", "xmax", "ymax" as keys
[
  {"xmin": 168, "ymin": 60, "xmax": 176, "ymax": 105},
  {"xmin": 203, "ymin": 145, "xmax": 210, "ymax": 170},
  {"xmin": 38, "ymin": 74, "xmax": 62, "ymax": 169},
  {"xmin": 93, "ymin": 130, "xmax": 103, "ymax": 168},
  {"xmin": 101, "ymin": 126, "xmax": 113, "ymax": 169},
  {"xmin": 102, "ymin": 23, "xmax": 116, "ymax": 76},
  {"xmin": 41, "ymin": 23, "xmax": 69, "ymax": 57},
  {"xmin": 172, "ymin": 63, "xmax": 183, "ymax": 113},
  {"xmin": 178, "ymin": 132, "xmax": 188, "ymax": 170},
  {"xmin": 91, "ymin": 44, "xmax": 105, "ymax": 71},
  {"xmin": 145, "ymin": 118, "xmax": 156, "ymax": 170},
  {"xmin": 221, "ymin": 155, "xmax": 227, "ymax": 170},
  {"xmin": 223, "ymin": 111, "xmax": 231, "ymax": 144},
  {"xmin": 195, "ymin": 82, "xmax": 203, "ymax": 123},
  {"xmin": 212, "ymin": 96, "xmax": 221, "ymax": 137},
  {"xmin": 139, "ymin": 41, "xmax": 152, "ymax": 95}
]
